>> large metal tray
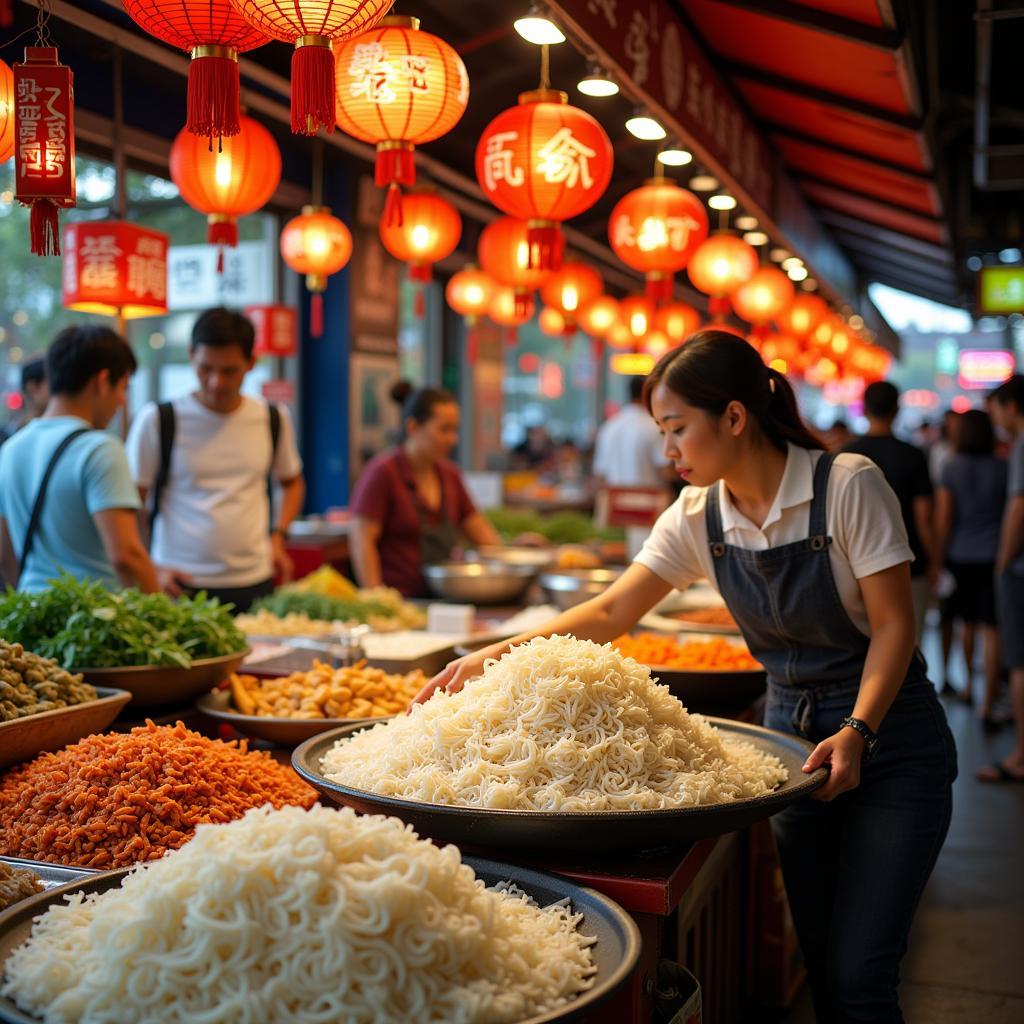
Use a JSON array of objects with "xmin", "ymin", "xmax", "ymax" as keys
[
  {"xmin": 0, "ymin": 859, "xmax": 639, "ymax": 1024},
  {"xmin": 293, "ymin": 719, "xmax": 827, "ymax": 852},
  {"xmin": 0, "ymin": 858, "xmax": 98, "ymax": 900},
  {"xmin": 74, "ymin": 650, "xmax": 250, "ymax": 708},
  {"xmin": 0, "ymin": 688, "xmax": 132, "ymax": 769}
]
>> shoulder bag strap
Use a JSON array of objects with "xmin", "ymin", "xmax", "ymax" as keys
[
  {"xmin": 147, "ymin": 401, "xmax": 176, "ymax": 547},
  {"xmin": 19, "ymin": 427, "xmax": 93, "ymax": 577}
]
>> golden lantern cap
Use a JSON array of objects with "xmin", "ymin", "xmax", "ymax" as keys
[
  {"xmin": 519, "ymin": 88, "xmax": 568, "ymax": 105},
  {"xmin": 301, "ymin": 204, "xmax": 330, "ymax": 216},
  {"xmin": 379, "ymin": 15, "xmax": 420, "ymax": 30}
]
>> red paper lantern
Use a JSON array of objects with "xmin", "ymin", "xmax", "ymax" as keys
[
  {"xmin": 654, "ymin": 302, "xmax": 701, "ymax": 343},
  {"xmin": 0, "ymin": 59, "xmax": 13, "ymax": 164},
  {"xmin": 335, "ymin": 16, "xmax": 468, "ymax": 221},
  {"xmin": 687, "ymin": 233, "xmax": 758, "ymax": 318},
  {"xmin": 539, "ymin": 261, "xmax": 602, "ymax": 330},
  {"xmin": 606, "ymin": 322, "xmax": 634, "ymax": 351},
  {"xmin": 63, "ymin": 221, "xmax": 169, "ymax": 318},
  {"xmin": 478, "ymin": 216, "xmax": 551, "ymax": 316},
  {"xmin": 539, "ymin": 306, "xmax": 572, "ymax": 338},
  {"xmin": 619, "ymin": 294, "xmax": 655, "ymax": 342},
  {"xmin": 776, "ymin": 293, "xmax": 829, "ymax": 340},
  {"xmin": 229, "ymin": 0, "xmax": 394, "ymax": 135},
  {"xmin": 577, "ymin": 295, "xmax": 619, "ymax": 338},
  {"xmin": 379, "ymin": 188, "xmax": 461, "ymax": 282},
  {"xmin": 445, "ymin": 265, "xmax": 495, "ymax": 320},
  {"xmin": 475, "ymin": 88, "xmax": 613, "ymax": 271},
  {"xmin": 169, "ymin": 114, "xmax": 281, "ymax": 267},
  {"xmin": 123, "ymin": 1, "xmax": 269, "ymax": 141},
  {"xmin": 731, "ymin": 267, "xmax": 795, "ymax": 339},
  {"xmin": 642, "ymin": 329, "xmax": 672, "ymax": 359},
  {"xmin": 609, "ymin": 177, "xmax": 709, "ymax": 304},
  {"xmin": 280, "ymin": 205, "xmax": 353, "ymax": 338},
  {"xmin": 489, "ymin": 283, "xmax": 534, "ymax": 347}
]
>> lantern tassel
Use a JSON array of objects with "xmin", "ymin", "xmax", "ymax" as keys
[
  {"xmin": 408, "ymin": 263, "xmax": 432, "ymax": 284},
  {"xmin": 383, "ymin": 184, "xmax": 404, "ymax": 227},
  {"xmin": 310, "ymin": 293, "xmax": 324, "ymax": 338},
  {"xmin": 375, "ymin": 145, "xmax": 416, "ymax": 188},
  {"xmin": 29, "ymin": 200, "xmax": 61, "ymax": 257},
  {"xmin": 514, "ymin": 291, "xmax": 530, "ymax": 318},
  {"xmin": 645, "ymin": 274, "xmax": 673, "ymax": 306},
  {"xmin": 208, "ymin": 219, "xmax": 238, "ymax": 249},
  {"xmin": 291, "ymin": 41, "xmax": 335, "ymax": 136},
  {"xmin": 592, "ymin": 337, "xmax": 602, "ymax": 365},
  {"xmin": 467, "ymin": 325, "xmax": 479, "ymax": 364},
  {"xmin": 188, "ymin": 52, "xmax": 240, "ymax": 142},
  {"xmin": 526, "ymin": 224, "xmax": 563, "ymax": 272},
  {"xmin": 709, "ymin": 296, "xmax": 731, "ymax": 320}
]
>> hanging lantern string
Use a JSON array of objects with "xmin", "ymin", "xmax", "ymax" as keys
[
  {"xmin": 312, "ymin": 139, "xmax": 324, "ymax": 207},
  {"xmin": 718, "ymin": 208, "xmax": 729, "ymax": 232},
  {"xmin": 539, "ymin": 42, "xmax": 551, "ymax": 90},
  {"xmin": 2, "ymin": 0, "xmax": 53, "ymax": 48}
]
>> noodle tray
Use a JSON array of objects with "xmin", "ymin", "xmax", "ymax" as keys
[
  {"xmin": 0, "ymin": 859, "xmax": 640, "ymax": 1024},
  {"xmin": 0, "ymin": 688, "xmax": 131, "ymax": 769},
  {"xmin": 75, "ymin": 651, "xmax": 250, "ymax": 709},
  {"xmin": 293, "ymin": 720, "xmax": 828, "ymax": 852},
  {"xmin": 195, "ymin": 689, "xmax": 399, "ymax": 747}
]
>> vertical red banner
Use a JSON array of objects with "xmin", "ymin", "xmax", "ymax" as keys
[{"xmin": 246, "ymin": 304, "xmax": 299, "ymax": 357}]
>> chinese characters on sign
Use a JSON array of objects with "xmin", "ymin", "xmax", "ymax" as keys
[
  {"xmin": 482, "ymin": 128, "xmax": 599, "ymax": 192},
  {"xmin": 347, "ymin": 43, "xmax": 432, "ymax": 104},
  {"xmin": 611, "ymin": 213, "xmax": 705, "ymax": 253}
]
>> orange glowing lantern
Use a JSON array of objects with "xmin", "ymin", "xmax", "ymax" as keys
[
  {"xmin": 777, "ymin": 293, "xmax": 829, "ymax": 340},
  {"xmin": 577, "ymin": 295, "xmax": 619, "ymax": 338},
  {"xmin": 335, "ymin": 16, "xmax": 468, "ymax": 222},
  {"xmin": 446, "ymin": 265, "xmax": 495, "ymax": 320},
  {"xmin": 539, "ymin": 306, "xmax": 573, "ymax": 338},
  {"xmin": 687, "ymin": 233, "xmax": 758, "ymax": 318},
  {"xmin": 489, "ymin": 283, "xmax": 535, "ymax": 346},
  {"xmin": 730, "ymin": 266, "xmax": 795, "ymax": 342},
  {"xmin": 540, "ymin": 260, "xmax": 602, "ymax": 330},
  {"xmin": 654, "ymin": 302, "xmax": 701, "ymax": 343},
  {"xmin": 475, "ymin": 89, "xmax": 613, "ymax": 271},
  {"xmin": 280, "ymin": 205, "xmax": 353, "ymax": 338},
  {"xmin": 230, "ymin": 0, "xmax": 393, "ymax": 135},
  {"xmin": 619, "ymin": 294, "xmax": 656, "ymax": 343},
  {"xmin": 0, "ymin": 59, "xmax": 13, "ymax": 164},
  {"xmin": 606, "ymin": 322, "xmax": 634, "ymax": 351},
  {"xmin": 609, "ymin": 177, "xmax": 708, "ymax": 304},
  {"xmin": 643, "ymin": 329, "xmax": 672, "ymax": 359},
  {"xmin": 759, "ymin": 333, "xmax": 800, "ymax": 366},
  {"xmin": 169, "ymin": 114, "xmax": 281, "ymax": 269},
  {"xmin": 478, "ymin": 216, "xmax": 552, "ymax": 316}
]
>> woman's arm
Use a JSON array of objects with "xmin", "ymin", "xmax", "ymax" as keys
[
  {"xmin": 348, "ymin": 515, "xmax": 384, "ymax": 588},
  {"xmin": 461, "ymin": 511, "xmax": 501, "ymax": 548},
  {"xmin": 803, "ymin": 561, "xmax": 916, "ymax": 801},
  {"xmin": 413, "ymin": 562, "xmax": 673, "ymax": 702}
]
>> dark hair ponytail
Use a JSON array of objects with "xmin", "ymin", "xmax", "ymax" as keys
[
  {"xmin": 396, "ymin": 386, "xmax": 457, "ymax": 441},
  {"xmin": 642, "ymin": 329, "xmax": 824, "ymax": 452}
]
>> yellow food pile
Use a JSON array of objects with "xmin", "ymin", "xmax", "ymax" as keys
[
  {"xmin": 228, "ymin": 660, "xmax": 426, "ymax": 720},
  {"xmin": 290, "ymin": 565, "xmax": 359, "ymax": 601}
]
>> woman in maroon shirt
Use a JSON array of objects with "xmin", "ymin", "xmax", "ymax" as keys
[{"xmin": 349, "ymin": 388, "xmax": 500, "ymax": 597}]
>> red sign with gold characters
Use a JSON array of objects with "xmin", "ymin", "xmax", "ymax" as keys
[
  {"xmin": 14, "ymin": 47, "xmax": 76, "ymax": 256},
  {"xmin": 62, "ymin": 221, "xmax": 169, "ymax": 319},
  {"xmin": 246, "ymin": 304, "xmax": 298, "ymax": 358}
]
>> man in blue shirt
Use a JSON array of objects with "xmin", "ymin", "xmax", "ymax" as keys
[{"xmin": 0, "ymin": 325, "xmax": 159, "ymax": 593}]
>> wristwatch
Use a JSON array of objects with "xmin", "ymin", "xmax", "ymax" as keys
[{"xmin": 840, "ymin": 717, "xmax": 880, "ymax": 762}]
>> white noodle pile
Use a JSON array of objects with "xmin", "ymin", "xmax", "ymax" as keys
[
  {"xmin": 1, "ymin": 805, "xmax": 596, "ymax": 1024},
  {"xmin": 322, "ymin": 634, "xmax": 787, "ymax": 810}
]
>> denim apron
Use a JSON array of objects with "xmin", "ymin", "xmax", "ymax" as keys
[{"xmin": 705, "ymin": 452, "xmax": 957, "ymax": 1024}]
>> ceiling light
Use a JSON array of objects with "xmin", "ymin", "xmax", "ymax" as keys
[
  {"xmin": 576, "ymin": 66, "xmax": 618, "ymax": 97},
  {"xmin": 735, "ymin": 215, "xmax": 758, "ymax": 231},
  {"xmin": 769, "ymin": 247, "xmax": 791, "ymax": 263},
  {"xmin": 801, "ymin": 278, "xmax": 818, "ymax": 292},
  {"xmin": 787, "ymin": 265, "xmax": 809, "ymax": 282},
  {"xmin": 743, "ymin": 231, "xmax": 769, "ymax": 246},
  {"xmin": 708, "ymin": 193, "xmax": 736, "ymax": 211},
  {"xmin": 689, "ymin": 174, "xmax": 719, "ymax": 192},
  {"xmin": 514, "ymin": 8, "xmax": 565, "ymax": 45},
  {"xmin": 625, "ymin": 110, "xmax": 666, "ymax": 141},
  {"xmin": 657, "ymin": 144, "xmax": 692, "ymax": 167},
  {"xmin": 781, "ymin": 257, "xmax": 803, "ymax": 271}
]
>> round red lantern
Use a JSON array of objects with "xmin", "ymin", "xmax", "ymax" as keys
[
  {"xmin": 654, "ymin": 302, "xmax": 701, "ymax": 343},
  {"xmin": 730, "ymin": 266, "xmax": 795, "ymax": 342},
  {"xmin": 280, "ymin": 205, "xmax": 353, "ymax": 338},
  {"xmin": 643, "ymin": 329, "xmax": 672, "ymax": 359},
  {"xmin": 478, "ymin": 216, "xmax": 552, "ymax": 316},
  {"xmin": 687, "ymin": 233, "xmax": 759, "ymax": 318},
  {"xmin": 123, "ymin": 2, "xmax": 269, "ymax": 141},
  {"xmin": 170, "ymin": 114, "xmax": 281, "ymax": 267},
  {"xmin": 539, "ymin": 306, "xmax": 572, "ymax": 338},
  {"xmin": 229, "ymin": 0, "xmax": 393, "ymax": 135},
  {"xmin": 489, "ymin": 284, "xmax": 534, "ymax": 347},
  {"xmin": 606, "ymin": 323, "xmax": 634, "ymax": 351},
  {"xmin": 540, "ymin": 261, "xmax": 602, "ymax": 330},
  {"xmin": 619, "ymin": 294, "xmax": 655, "ymax": 342},
  {"xmin": 446, "ymin": 265, "xmax": 495, "ymax": 320},
  {"xmin": 475, "ymin": 89, "xmax": 613, "ymax": 272},
  {"xmin": 609, "ymin": 178, "xmax": 709, "ymax": 304},
  {"xmin": 0, "ymin": 59, "xmax": 13, "ymax": 164},
  {"xmin": 578, "ymin": 295, "xmax": 619, "ymax": 338},
  {"xmin": 379, "ymin": 187, "xmax": 461, "ymax": 317},
  {"xmin": 335, "ymin": 16, "xmax": 468, "ymax": 220},
  {"xmin": 777, "ymin": 293, "xmax": 829, "ymax": 340}
]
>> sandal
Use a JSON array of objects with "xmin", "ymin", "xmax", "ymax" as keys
[{"xmin": 977, "ymin": 761, "xmax": 1024, "ymax": 783}]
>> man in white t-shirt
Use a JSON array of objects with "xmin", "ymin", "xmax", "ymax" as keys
[
  {"xmin": 593, "ymin": 375, "xmax": 674, "ymax": 558},
  {"xmin": 126, "ymin": 308, "xmax": 305, "ymax": 611}
]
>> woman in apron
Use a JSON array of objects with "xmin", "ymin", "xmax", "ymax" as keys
[
  {"xmin": 349, "ymin": 387, "xmax": 500, "ymax": 598},
  {"xmin": 419, "ymin": 332, "xmax": 956, "ymax": 1022}
]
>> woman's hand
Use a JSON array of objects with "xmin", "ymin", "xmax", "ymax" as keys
[
  {"xmin": 803, "ymin": 727, "xmax": 865, "ymax": 801},
  {"xmin": 411, "ymin": 641, "xmax": 510, "ymax": 705}
]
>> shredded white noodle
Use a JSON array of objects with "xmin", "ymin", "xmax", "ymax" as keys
[
  {"xmin": 321, "ymin": 634, "xmax": 787, "ymax": 810},
  {"xmin": 1, "ymin": 805, "xmax": 596, "ymax": 1024}
]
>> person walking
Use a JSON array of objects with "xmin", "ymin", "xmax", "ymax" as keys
[
  {"xmin": 0, "ymin": 356, "xmax": 49, "ymax": 446},
  {"xmin": 934, "ymin": 409, "xmax": 1007, "ymax": 727},
  {"xmin": 126, "ymin": 308, "xmax": 305, "ymax": 612},
  {"xmin": 0, "ymin": 326, "xmax": 158, "ymax": 593}
]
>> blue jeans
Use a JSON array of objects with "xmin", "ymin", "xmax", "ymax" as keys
[{"xmin": 765, "ymin": 676, "xmax": 957, "ymax": 1023}]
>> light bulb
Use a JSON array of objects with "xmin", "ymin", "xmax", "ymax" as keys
[
  {"xmin": 625, "ymin": 112, "xmax": 666, "ymax": 141},
  {"xmin": 577, "ymin": 67, "xmax": 618, "ymax": 97},
  {"xmin": 787, "ymin": 266, "xmax": 809, "ymax": 281},
  {"xmin": 689, "ymin": 174, "xmax": 719, "ymax": 192},
  {"xmin": 657, "ymin": 146, "xmax": 692, "ymax": 167},
  {"xmin": 743, "ymin": 231, "xmax": 769, "ymax": 246},
  {"xmin": 735, "ymin": 215, "xmax": 758, "ymax": 231},
  {"xmin": 708, "ymin": 193, "xmax": 736, "ymax": 210},
  {"xmin": 514, "ymin": 12, "xmax": 565, "ymax": 45},
  {"xmin": 781, "ymin": 256, "xmax": 803, "ymax": 271}
]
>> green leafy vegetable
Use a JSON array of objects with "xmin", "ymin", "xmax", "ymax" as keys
[{"xmin": 250, "ymin": 590, "xmax": 395, "ymax": 624}]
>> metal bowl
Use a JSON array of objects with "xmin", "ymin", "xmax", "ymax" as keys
[
  {"xmin": 0, "ymin": 860, "xmax": 639, "ymax": 1024},
  {"xmin": 539, "ymin": 568, "xmax": 622, "ymax": 610},
  {"xmin": 73, "ymin": 650, "xmax": 250, "ymax": 709},
  {"xmin": 423, "ymin": 562, "xmax": 536, "ymax": 605},
  {"xmin": 472, "ymin": 545, "xmax": 556, "ymax": 570}
]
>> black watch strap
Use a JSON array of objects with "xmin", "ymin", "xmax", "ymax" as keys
[{"xmin": 841, "ymin": 716, "xmax": 880, "ymax": 761}]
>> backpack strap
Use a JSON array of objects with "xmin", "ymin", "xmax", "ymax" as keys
[
  {"xmin": 267, "ymin": 403, "xmax": 281, "ymax": 533},
  {"xmin": 147, "ymin": 401, "xmax": 175, "ymax": 546},
  {"xmin": 19, "ymin": 427, "xmax": 93, "ymax": 578}
]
